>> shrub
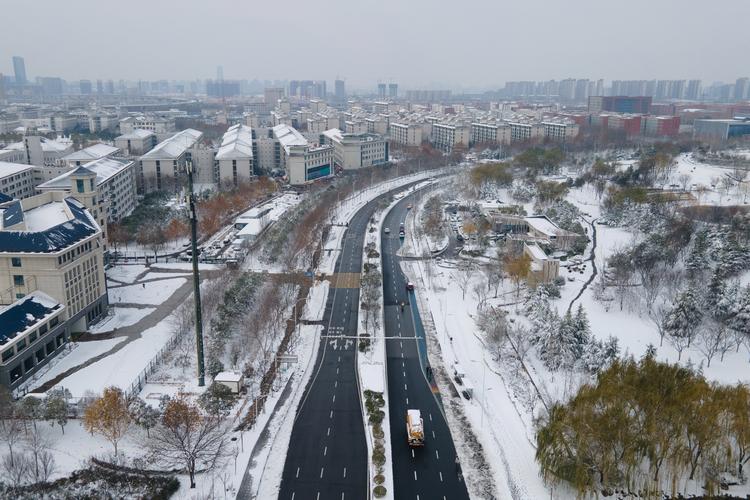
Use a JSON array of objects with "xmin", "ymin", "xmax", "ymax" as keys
[{"xmin": 373, "ymin": 485, "xmax": 387, "ymax": 497}]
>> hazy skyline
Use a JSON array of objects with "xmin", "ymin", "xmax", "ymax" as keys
[{"xmin": 1, "ymin": 0, "xmax": 748, "ymax": 90}]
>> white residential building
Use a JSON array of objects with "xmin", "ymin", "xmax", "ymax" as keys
[
  {"xmin": 215, "ymin": 124, "xmax": 254, "ymax": 188},
  {"xmin": 470, "ymin": 122, "xmax": 511, "ymax": 146},
  {"xmin": 541, "ymin": 120, "xmax": 579, "ymax": 142},
  {"xmin": 389, "ymin": 122, "xmax": 423, "ymax": 147},
  {"xmin": 36, "ymin": 157, "xmax": 137, "ymax": 222},
  {"xmin": 60, "ymin": 143, "xmax": 120, "ymax": 167},
  {"xmin": 0, "ymin": 162, "xmax": 35, "ymax": 200},
  {"xmin": 431, "ymin": 123, "xmax": 470, "ymax": 152},
  {"xmin": 139, "ymin": 129, "xmax": 203, "ymax": 192},
  {"xmin": 506, "ymin": 121, "xmax": 544, "ymax": 142},
  {"xmin": 115, "ymin": 129, "xmax": 157, "ymax": 156}
]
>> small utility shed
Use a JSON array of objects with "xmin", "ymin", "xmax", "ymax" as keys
[{"xmin": 214, "ymin": 371, "xmax": 244, "ymax": 394}]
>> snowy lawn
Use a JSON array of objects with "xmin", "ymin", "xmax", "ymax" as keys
[
  {"xmin": 140, "ymin": 271, "xmax": 192, "ymax": 281},
  {"xmin": 88, "ymin": 307, "xmax": 156, "ymax": 334},
  {"xmin": 302, "ymin": 280, "xmax": 329, "ymax": 321},
  {"xmin": 108, "ymin": 278, "xmax": 186, "ymax": 305},
  {"xmin": 106, "ymin": 264, "xmax": 146, "ymax": 284}
]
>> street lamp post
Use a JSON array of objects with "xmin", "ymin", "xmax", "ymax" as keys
[{"xmin": 187, "ymin": 159, "xmax": 206, "ymax": 387}]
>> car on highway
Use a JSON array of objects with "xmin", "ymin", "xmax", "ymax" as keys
[
  {"xmin": 384, "ymin": 227, "xmax": 390, "ymax": 234},
  {"xmin": 407, "ymin": 203, "xmax": 413, "ymax": 210},
  {"xmin": 406, "ymin": 281, "xmax": 414, "ymax": 291}
]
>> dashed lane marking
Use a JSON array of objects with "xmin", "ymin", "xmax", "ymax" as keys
[
  {"xmin": 296, "ymin": 467, "xmax": 300, "ymax": 478},
  {"xmin": 320, "ymin": 467, "xmax": 324, "ymax": 479},
  {"xmin": 435, "ymin": 450, "xmax": 440, "ymax": 460}
]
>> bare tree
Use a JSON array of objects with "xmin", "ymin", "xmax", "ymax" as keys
[
  {"xmin": 453, "ymin": 262, "xmax": 476, "ymax": 300},
  {"xmin": 149, "ymin": 394, "xmax": 229, "ymax": 489},
  {"xmin": 1, "ymin": 452, "xmax": 29, "ymax": 487},
  {"xmin": 24, "ymin": 425, "xmax": 56, "ymax": 483},
  {"xmin": 697, "ymin": 320, "xmax": 732, "ymax": 367},
  {"xmin": 0, "ymin": 417, "xmax": 23, "ymax": 468}
]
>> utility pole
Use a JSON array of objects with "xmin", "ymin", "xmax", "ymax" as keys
[{"xmin": 187, "ymin": 159, "xmax": 206, "ymax": 386}]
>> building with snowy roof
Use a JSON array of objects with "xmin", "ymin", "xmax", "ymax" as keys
[
  {"xmin": 37, "ymin": 157, "xmax": 136, "ymax": 222},
  {"xmin": 523, "ymin": 243, "xmax": 559, "ymax": 285},
  {"xmin": 320, "ymin": 129, "xmax": 388, "ymax": 170},
  {"xmin": 60, "ymin": 143, "xmax": 120, "ymax": 167},
  {"xmin": 0, "ymin": 161, "xmax": 35, "ymax": 200},
  {"xmin": 0, "ymin": 291, "xmax": 66, "ymax": 388},
  {"xmin": 139, "ymin": 128, "xmax": 203, "ymax": 192},
  {"xmin": 215, "ymin": 124, "xmax": 254, "ymax": 187},
  {"xmin": 0, "ymin": 183, "xmax": 108, "ymax": 388},
  {"xmin": 115, "ymin": 129, "xmax": 158, "ymax": 156}
]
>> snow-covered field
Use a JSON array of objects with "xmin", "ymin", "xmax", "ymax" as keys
[
  {"xmin": 88, "ymin": 306, "xmax": 156, "ymax": 334},
  {"xmin": 108, "ymin": 277, "xmax": 186, "ymax": 305}
]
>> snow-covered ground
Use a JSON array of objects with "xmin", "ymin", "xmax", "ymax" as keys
[
  {"xmin": 88, "ymin": 307, "xmax": 156, "ymax": 334},
  {"xmin": 107, "ymin": 264, "xmax": 147, "ymax": 284},
  {"xmin": 302, "ymin": 280, "xmax": 329, "ymax": 321},
  {"xmin": 108, "ymin": 277, "xmax": 186, "ymax": 305}
]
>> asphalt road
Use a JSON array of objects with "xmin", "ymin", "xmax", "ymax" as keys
[
  {"xmin": 278, "ymin": 186, "xmax": 418, "ymax": 500},
  {"xmin": 382, "ymin": 194, "xmax": 470, "ymax": 500}
]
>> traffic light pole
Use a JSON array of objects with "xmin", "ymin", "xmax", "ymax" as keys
[{"xmin": 187, "ymin": 159, "xmax": 206, "ymax": 386}]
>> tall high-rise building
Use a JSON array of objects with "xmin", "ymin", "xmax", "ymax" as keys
[
  {"xmin": 96, "ymin": 80, "xmax": 103, "ymax": 94},
  {"xmin": 685, "ymin": 80, "xmax": 702, "ymax": 100},
  {"xmin": 39, "ymin": 77, "xmax": 64, "ymax": 96},
  {"xmin": 217, "ymin": 65, "xmax": 224, "ymax": 82},
  {"xmin": 735, "ymin": 78, "xmax": 749, "ymax": 101},
  {"xmin": 377, "ymin": 83, "xmax": 386, "ymax": 99},
  {"xmin": 12, "ymin": 56, "xmax": 27, "ymax": 84},
  {"xmin": 80, "ymin": 80, "xmax": 92, "ymax": 95},
  {"xmin": 334, "ymin": 79, "xmax": 346, "ymax": 101},
  {"xmin": 388, "ymin": 83, "xmax": 398, "ymax": 98}
]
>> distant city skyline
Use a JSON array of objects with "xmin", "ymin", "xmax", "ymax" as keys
[{"xmin": 1, "ymin": 0, "xmax": 748, "ymax": 90}]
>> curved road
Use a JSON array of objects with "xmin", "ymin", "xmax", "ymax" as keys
[{"xmin": 381, "ymin": 193, "xmax": 470, "ymax": 500}]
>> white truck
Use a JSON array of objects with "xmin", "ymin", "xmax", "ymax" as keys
[{"xmin": 406, "ymin": 409, "xmax": 425, "ymax": 447}]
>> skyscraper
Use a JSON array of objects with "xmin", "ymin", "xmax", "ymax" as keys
[
  {"xmin": 12, "ymin": 56, "xmax": 27, "ymax": 84},
  {"xmin": 217, "ymin": 65, "xmax": 224, "ymax": 82},
  {"xmin": 388, "ymin": 83, "xmax": 398, "ymax": 99},
  {"xmin": 335, "ymin": 79, "xmax": 346, "ymax": 101},
  {"xmin": 377, "ymin": 83, "xmax": 386, "ymax": 99}
]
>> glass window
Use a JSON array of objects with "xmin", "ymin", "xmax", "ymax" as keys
[
  {"xmin": 11, "ymin": 257, "xmax": 21, "ymax": 267},
  {"xmin": 13, "ymin": 275, "xmax": 24, "ymax": 286},
  {"xmin": 1, "ymin": 349, "xmax": 14, "ymax": 362},
  {"xmin": 76, "ymin": 179, "xmax": 85, "ymax": 193}
]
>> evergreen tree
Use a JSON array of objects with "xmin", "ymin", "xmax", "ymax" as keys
[{"xmin": 664, "ymin": 286, "xmax": 703, "ymax": 350}]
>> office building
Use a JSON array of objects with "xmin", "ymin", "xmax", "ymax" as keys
[
  {"xmin": 735, "ymin": 78, "xmax": 749, "ymax": 101},
  {"xmin": 321, "ymin": 129, "xmax": 388, "ymax": 170},
  {"xmin": 378, "ymin": 83, "xmax": 387, "ymax": 99},
  {"xmin": 334, "ymin": 80, "xmax": 346, "ymax": 102},
  {"xmin": 694, "ymin": 118, "xmax": 750, "ymax": 142},
  {"xmin": 79, "ymin": 80, "xmax": 92, "ymax": 95},
  {"xmin": 588, "ymin": 96, "xmax": 652, "ymax": 114},
  {"xmin": 389, "ymin": 83, "xmax": 398, "ymax": 99}
]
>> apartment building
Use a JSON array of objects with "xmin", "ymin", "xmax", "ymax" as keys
[
  {"xmin": 320, "ymin": 129, "xmax": 389, "ymax": 170},
  {"xmin": 0, "ymin": 162, "xmax": 35, "ymax": 200},
  {"xmin": 215, "ymin": 124, "xmax": 254, "ymax": 187},
  {"xmin": 431, "ymin": 123, "xmax": 470, "ymax": 152},
  {"xmin": 115, "ymin": 129, "xmax": 157, "ymax": 156},
  {"xmin": 60, "ymin": 143, "xmax": 120, "ymax": 167},
  {"xmin": 470, "ymin": 122, "xmax": 511, "ymax": 146},
  {"xmin": 1, "ymin": 136, "xmax": 73, "ymax": 168},
  {"xmin": 389, "ymin": 123, "xmax": 423, "ymax": 147},
  {"xmin": 0, "ymin": 185, "xmax": 107, "ymax": 389},
  {"xmin": 139, "ymin": 129, "xmax": 203, "ymax": 192},
  {"xmin": 541, "ymin": 120, "xmax": 579, "ymax": 141},
  {"xmin": 37, "ymin": 157, "xmax": 136, "ymax": 223},
  {"xmin": 506, "ymin": 121, "xmax": 544, "ymax": 142},
  {"xmin": 119, "ymin": 115, "xmax": 176, "ymax": 141}
]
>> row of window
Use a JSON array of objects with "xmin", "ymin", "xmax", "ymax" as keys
[
  {"xmin": 57, "ymin": 240, "xmax": 93, "ymax": 266},
  {"xmin": 7, "ymin": 333, "xmax": 66, "ymax": 383},
  {"xmin": 0, "ymin": 316, "xmax": 59, "ymax": 364}
]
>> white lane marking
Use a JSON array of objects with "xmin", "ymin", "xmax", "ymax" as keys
[
  {"xmin": 413, "ymin": 470, "xmax": 417, "ymax": 480},
  {"xmin": 435, "ymin": 449, "xmax": 440, "ymax": 459},
  {"xmin": 343, "ymin": 467, "xmax": 347, "ymax": 478},
  {"xmin": 429, "ymin": 413, "xmax": 433, "ymax": 422},
  {"xmin": 338, "ymin": 356, "xmax": 341, "ymax": 362},
  {"xmin": 402, "ymin": 361, "xmax": 405, "ymax": 367},
  {"xmin": 406, "ymin": 397, "xmax": 409, "ymax": 404},
  {"xmin": 411, "ymin": 449, "xmax": 415, "ymax": 458},
  {"xmin": 439, "ymin": 471, "xmax": 443, "ymax": 482},
  {"xmin": 341, "ymin": 494, "xmax": 345, "ymax": 500},
  {"xmin": 296, "ymin": 467, "xmax": 300, "ymax": 478},
  {"xmin": 403, "ymin": 371, "xmax": 406, "ymax": 377},
  {"xmin": 316, "ymin": 494, "xmax": 319, "ymax": 500},
  {"xmin": 336, "ymin": 367, "xmax": 339, "ymax": 374},
  {"xmin": 291, "ymin": 493, "xmax": 295, "ymax": 500},
  {"xmin": 335, "ymin": 381, "xmax": 338, "ymax": 388},
  {"xmin": 332, "ymin": 394, "xmax": 336, "ymax": 403},
  {"xmin": 320, "ymin": 467, "xmax": 324, "ymax": 478},
  {"xmin": 330, "ymin": 410, "xmax": 334, "ymax": 419},
  {"xmin": 327, "ymin": 427, "xmax": 331, "ymax": 436},
  {"xmin": 324, "ymin": 446, "xmax": 328, "ymax": 456},
  {"xmin": 404, "ymin": 383, "xmax": 408, "ymax": 391},
  {"xmin": 432, "ymin": 431, "xmax": 436, "ymax": 438}
]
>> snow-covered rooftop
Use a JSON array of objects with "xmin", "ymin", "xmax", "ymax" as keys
[
  {"xmin": 141, "ymin": 129, "xmax": 202, "ymax": 160},
  {"xmin": 216, "ymin": 124, "xmax": 254, "ymax": 160},
  {"xmin": 116, "ymin": 128, "xmax": 155, "ymax": 140},
  {"xmin": 23, "ymin": 201, "xmax": 70, "ymax": 232},
  {"xmin": 62, "ymin": 143, "xmax": 119, "ymax": 162},
  {"xmin": 525, "ymin": 216, "xmax": 561, "ymax": 237},
  {"xmin": 0, "ymin": 161, "xmax": 33, "ymax": 178},
  {"xmin": 37, "ymin": 157, "xmax": 133, "ymax": 191}
]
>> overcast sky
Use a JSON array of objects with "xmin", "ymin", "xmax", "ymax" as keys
[{"xmin": 1, "ymin": 0, "xmax": 747, "ymax": 91}]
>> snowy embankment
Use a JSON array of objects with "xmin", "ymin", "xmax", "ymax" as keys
[
  {"xmin": 397, "ymin": 182, "xmax": 448, "ymax": 258},
  {"xmin": 302, "ymin": 280, "xmax": 330, "ymax": 321},
  {"xmin": 399, "ymin": 183, "xmax": 550, "ymax": 499}
]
